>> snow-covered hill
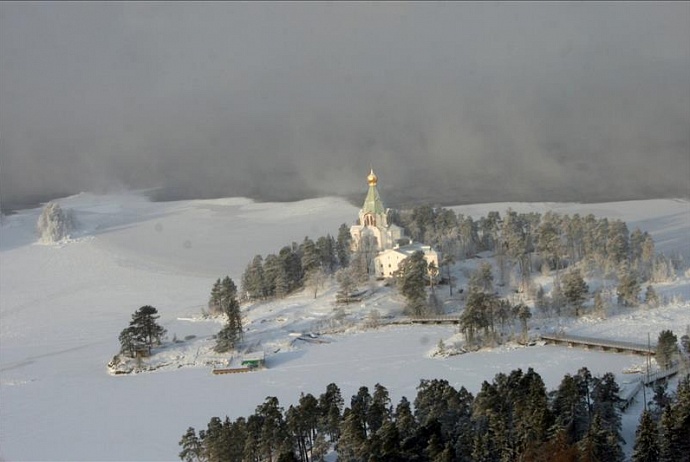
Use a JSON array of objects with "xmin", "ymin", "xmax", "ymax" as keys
[{"xmin": 1, "ymin": 192, "xmax": 688, "ymax": 461}]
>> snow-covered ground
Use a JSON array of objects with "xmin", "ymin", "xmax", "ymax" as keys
[{"xmin": 1, "ymin": 192, "xmax": 688, "ymax": 461}]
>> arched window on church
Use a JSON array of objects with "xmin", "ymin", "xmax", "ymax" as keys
[{"xmin": 364, "ymin": 214, "xmax": 376, "ymax": 227}]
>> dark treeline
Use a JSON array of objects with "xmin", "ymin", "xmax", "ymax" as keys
[
  {"xmin": 239, "ymin": 224, "xmax": 353, "ymax": 302},
  {"xmin": 179, "ymin": 370, "xmax": 690, "ymax": 462}
]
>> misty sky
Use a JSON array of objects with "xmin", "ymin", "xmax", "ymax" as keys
[{"xmin": 1, "ymin": 2, "xmax": 688, "ymax": 210}]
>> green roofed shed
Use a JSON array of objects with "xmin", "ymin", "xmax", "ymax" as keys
[{"xmin": 241, "ymin": 352, "xmax": 265, "ymax": 369}]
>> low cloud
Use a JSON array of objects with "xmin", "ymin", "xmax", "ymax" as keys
[{"xmin": 1, "ymin": 3, "xmax": 688, "ymax": 210}]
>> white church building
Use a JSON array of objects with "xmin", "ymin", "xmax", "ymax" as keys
[{"xmin": 350, "ymin": 169, "xmax": 440, "ymax": 279}]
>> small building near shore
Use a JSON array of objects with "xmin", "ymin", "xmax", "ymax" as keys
[{"xmin": 241, "ymin": 352, "xmax": 265, "ymax": 369}]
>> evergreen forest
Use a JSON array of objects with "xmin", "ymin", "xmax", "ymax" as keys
[{"xmin": 179, "ymin": 370, "xmax": 690, "ymax": 462}]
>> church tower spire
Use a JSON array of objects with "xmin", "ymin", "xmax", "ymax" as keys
[
  {"xmin": 350, "ymin": 168, "xmax": 405, "ymax": 254},
  {"xmin": 361, "ymin": 168, "xmax": 386, "ymax": 225}
]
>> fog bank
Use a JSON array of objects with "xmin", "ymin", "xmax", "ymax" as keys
[{"xmin": 1, "ymin": 3, "xmax": 688, "ymax": 211}]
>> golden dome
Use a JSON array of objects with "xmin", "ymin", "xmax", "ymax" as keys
[{"xmin": 367, "ymin": 168, "xmax": 378, "ymax": 186}]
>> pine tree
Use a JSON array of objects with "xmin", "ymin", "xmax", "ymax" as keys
[
  {"xmin": 552, "ymin": 373, "xmax": 590, "ymax": 444},
  {"xmin": 376, "ymin": 420, "xmax": 403, "ymax": 461},
  {"xmin": 535, "ymin": 284, "xmax": 550, "ymax": 316},
  {"xmin": 367, "ymin": 383, "xmax": 392, "ymax": 435},
  {"xmin": 318, "ymin": 383, "xmax": 344, "ymax": 442},
  {"xmin": 517, "ymin": 303, "xmax": 532, "ymax": 342},
  {"xmin": 209, "ymin": 277, "xmax": 241, "ymax": 318},
  {"xmin": 227, "ymin": 418, "xmax": 248, "ymax": 461},
  {"xmin": 395, "ymin": 251, "xmax": 429, "ymax": 317},
  {"xmin": 606, "ymin": 220, "xmax": 630, "ymax": 267},
  {"xmin": 123, "ymin": 305, "xmax": 167, "ymax": 355},
  {"xmin": 213, "ymin": 277, "xmax": 242, "ymax": 353},
  {"xmin": 633, "ymin": 410, "xmax": 660, "ymax": 462},
  {"xmin": 394, "ymin": 396, "xmax": 417, "ymax": 442},
  {"xmin": 617, "ymin": 267, "xmax": 640, "ymax": 307},
  {"xmin": 338, "ymin": 408, "xmax": 368, "ymax": 461},
  {"xmin": 656, "ymin": 330, "xmax": 678, "ymax": 370},
  {"xmin": 316, "ymin": 234, "xmax": 337, "ymax": 274},
  {"xmin": 672, "ymin": 375, "xmax": 690, "ymax": 459},
  {"xmin": 208, "ymin": 278, "xmax": 223, "ymax": 315},
  {"xmin": 119, "ymin": 326, "xmax": 138, "ymax": 358},
  {"xmin": 469, "ymin": 262, "xmax": 494, "ymax": 293},
  {"xmin": 203, "ymin": 416, "xmax": 232, "ymax": 462},
  {"xmin": 461, "ymin": 291, "xmax": 491, "ymax": 346},
  {"xmin": 256, "ymin": 397, "xmax": 289, "ymax": 462},
  {"xmin": 350, "ymin": 386, "xmax": 372, "ymax": 440},
  {"xmin": 335, "ymin": 267, "xmax": 358, "ymax": 304},
  {"xmin": 459, "ymin": 215, "xmax": 480, "ymax": 257},
  {"xmin": 214, "ymin": 323, "xmax": 240, "ymax": 354},
  {"xmin": 336, "ymin": 223, "xmax": 352, "ymax": 268},
  {"xmin": 414, "ymin": 379, "xmax": 472, "ymax": 443},
  {"xmin": 502, "ymin": 209, "xmax": 531, "ymax": 290},
  {"xmin": 528, "ymin": 428, "xmax": 578, "ymax": 462},
  {"xmin": 243, "ymin": 414, "xmax": 262, "ymax": 462},
  {"xmin": 312, "ymin": 432, "xmax": 329, "ymax": 462},
  {"xmin": 241, "ymin": 255, "xmax": 266, "ymax": 301},
  {"xmin": 564, "ymin": 213, "xmax": 585, "ymax": 263},
  {"xmin": 650, "ymin": 382, "xmax": 672, "ymax": 420},
  {"xmin": 305, "ymin": 267, "xmax": 327, "ymax": 299},
  {"xmin": 479, "ymin": 211, "xmax": 502, "ymax": 252},
  {"xmin": 178, "ymin": 427, "xmax": 203, "ymax": 462},
  {"xmin": 300, "ymin": 237, "xmax": 320, "ymax": 275},
  {"xmin": 514, "ymin": 368, "xmax": 552, "ymax": 456},
  {"xmin": 652, "ymin": 254, "xmax": 675, "ymax": 283},
  {"xmin": 536, "ymin": 212, "xmax": 564, "ymax": 273},
  {"xmin": 551, "ymin": 279, "xmax": 566, "ymax": 316},
  {"xmin": 286, "ymin": 404, "xmax": 309, "ymax": 462},
  {"xmin": 579, "ymin": 413, "xmax": 624, "ymax": 462},
  {"xmin": 590, "ymin": 372, "xmax": 622, "ymax": 440},
  {"xmin": 644, "ymin": 285, "xmax": 660, "ymax": 307},
  {"xmin": 353, "ymin": 234, "xmax": 378, "ymax": 277},
  {"xmin": 562, "ymin": 269, "xmax": 588, "ymax": 316},
  {"xmin": 262, "ymin": 254, "xmax": 281, "ymax": 297},
  {"xmin": 681, "ymin": 333, "xmax": 690, "ymax": 356},
  {"xmin": 593, "ymin": 289, "xmax": 607, "ymax": 317},
  {"xmin": 592, "ymin": 217, "xmax": 611, "ymax": 269}
]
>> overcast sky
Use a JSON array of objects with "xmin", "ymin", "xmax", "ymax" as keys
[{"xmin": 1, "ymin": 2, "xmax": 688, "ymax": 210}]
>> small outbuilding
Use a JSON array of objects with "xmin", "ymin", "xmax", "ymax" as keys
[{"xmin": 241, "ymin": 352, "xmax": 265, "ymax": 369}]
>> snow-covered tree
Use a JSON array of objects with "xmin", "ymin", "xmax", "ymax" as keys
[
  {"xmin": 335, "ymin": 267, "xmax": 358, "ymax": 304},
  {"xmin": 469, "ymin": 261, "xmax": 494, "ymax": 294},
  {"xmin": 644, "ymin": 285, "xmax": 660, "ymax": 307},
  {"xmin": 212, "ymin": 277, "xmax": 243, "ymax": 353},
  {"xmin": 305, "ymin": 267, "xmax": 327, "ymax": 299},
  {"xmin": 37, "ymin": 202, "xmax": 74, "ymax": 243},
  {"xmin": 562, "ymin": 269, "xmax": 589, "ymax": 316},
  {"xmin": 617, "ymin": 267, "xmax": 640, "ymax": 307},
  {"xmin": 241, "ymin": 255, "xmax": 266, "ymax": 301},
  {"xmin": 656, "ymin": 330, "xmax": 678, "ymax": 370}
]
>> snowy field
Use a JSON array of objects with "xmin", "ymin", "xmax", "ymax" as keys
[{"xmin": 1, "ymin": 192, "xmax": 688, "ymax": 461}]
